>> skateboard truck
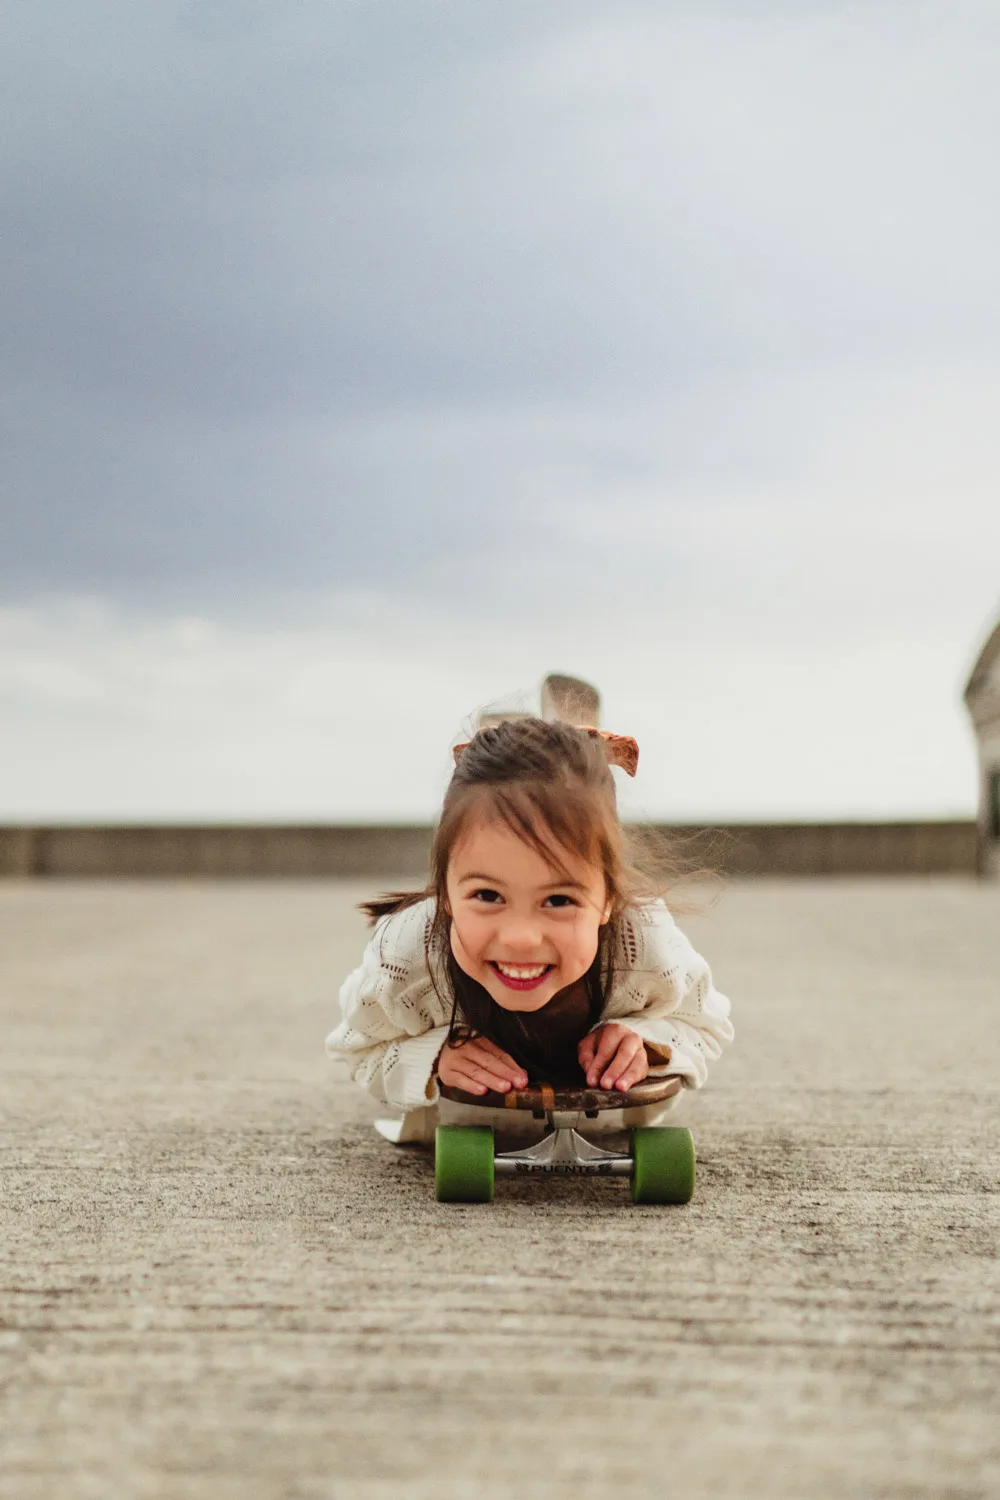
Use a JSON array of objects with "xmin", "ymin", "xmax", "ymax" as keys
[{"xmin": 493, "ymin": 1113, "xmax": 632, "ymax": 1177}]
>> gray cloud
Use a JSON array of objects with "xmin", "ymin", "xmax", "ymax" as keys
[{"xmin": 3, "ymin": 0, "xmax": 999, "ymax": 616}]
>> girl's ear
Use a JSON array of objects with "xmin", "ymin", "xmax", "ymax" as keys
[{"xmin": 601, "ymin": 891, "xmax": 613, "ymax": 925}]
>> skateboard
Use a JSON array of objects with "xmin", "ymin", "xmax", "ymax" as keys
[{"xmin": 432, "ymin": 1075, "xmax": 694, "ymax": 1205}]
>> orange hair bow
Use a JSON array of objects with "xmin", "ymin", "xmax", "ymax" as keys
[
  {"xmin": 586, "ymin": 728, "xmax": 640, "ymax": 777},
  {"xmin": 452, "ymin": 726, "xmax": 639, "ymax": 777}
]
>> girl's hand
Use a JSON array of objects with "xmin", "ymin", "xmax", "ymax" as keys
[
  {"xmin": 436, "ymin": 1037, "xmax": 529, "ymax": 1096},
  {"xmin": 578, "ymin": 1024, "xmax": 649, "ymax": 1091}
]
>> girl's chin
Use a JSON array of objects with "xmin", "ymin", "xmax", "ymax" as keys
[{"xmin": 487, "ymin": 987, "xmax": 557, "ymax": 1012}]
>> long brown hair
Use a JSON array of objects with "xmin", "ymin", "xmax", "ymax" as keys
[{"xmin": 360, "ymin": 716, "xmax": 690, "ymax": 1046}]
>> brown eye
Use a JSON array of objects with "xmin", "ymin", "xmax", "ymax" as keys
[
  {"xmin": 544, "ymin": 893, "xmax": 578, "ymax": 908},
  {"xmin": 472, "ymin": 888, "xmax": 502, "ymax": 904}
]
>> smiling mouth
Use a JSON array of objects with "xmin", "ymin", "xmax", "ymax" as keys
[{"xmin": 488, "ymin": 961, "xmax": 554, "ymax": 992}]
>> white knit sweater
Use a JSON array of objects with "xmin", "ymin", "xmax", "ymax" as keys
[{"xmin": 326, "ymin": 898, "xmax": 733, "ymax": 1112}]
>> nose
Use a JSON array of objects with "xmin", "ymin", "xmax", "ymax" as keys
[{"xmin": 498, "ymin": 910, "xmax": 545, "ymax": 955}]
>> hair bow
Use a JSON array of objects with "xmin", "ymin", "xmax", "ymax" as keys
[
  {"xmin": 581, "ymin": 727, "xmax": 640, "ymax": 777},
  {"xmin": 452, "ymin": 726, "xmax": 639, "ymax": 777}
]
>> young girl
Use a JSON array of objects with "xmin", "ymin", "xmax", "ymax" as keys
[{"xmin": 326, "ymin": 717, "xmax": 733, "ymax": 1141}]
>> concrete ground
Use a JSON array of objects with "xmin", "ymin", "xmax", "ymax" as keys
[{"xmin": 1, "ymin": 878, "xmax": 998, "ymax": 1500}]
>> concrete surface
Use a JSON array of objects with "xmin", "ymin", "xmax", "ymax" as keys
[{"xmin": 1, "ymin": 878, "xmax": 998, "ymax": 1500}]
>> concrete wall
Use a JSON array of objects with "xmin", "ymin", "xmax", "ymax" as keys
[
  {"xmin": 964, "ymin": 620, "xmax": 1000, "ymax": 879},
  {"xmin": 972, "ymin": 725, "xmax": 1000, "ymax": 880},
  {"xmin": 0, "ymin": 820, "xmax": 981, "ymax": 879},
  {"xmin": 674, "ymin": 821, "xmax": 979, "ymax": 877},
  {"xmin": 0, "ymin": 825, "xmax": 435, "ymax": 879}
]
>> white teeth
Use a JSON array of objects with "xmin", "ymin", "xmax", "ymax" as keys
[{"xmin": 494, "ymin": 962, "xmax": 548, "ymax": 979}]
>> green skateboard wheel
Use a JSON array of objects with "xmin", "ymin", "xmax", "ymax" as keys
[
  {"xmin": 434, "ymin": 1125, "xmax": 495, "ymax": 1203},
  {"xmin": 630, "ymin": 1127, "xmax": 695, "ymax": 1205}
]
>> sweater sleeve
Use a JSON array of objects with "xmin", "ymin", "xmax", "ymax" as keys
[
  {"xmin": 601, "ymin": 902, "xmax": 734, "ymax": 1088},
  {"xmin": 325, "ymin": 901, "xmax": 452, "ymax": 1111}
]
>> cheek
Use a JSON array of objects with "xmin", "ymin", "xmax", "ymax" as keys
[
  {"xmin": 450, "ymin": 912, "xmax": 487, "ymax": 964},
  {"xmin": 562, "ymin": 912, "xmax": 603, "ymax": 970}
]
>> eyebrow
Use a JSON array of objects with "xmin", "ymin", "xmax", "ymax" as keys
[{"xmin": 457, "ymin": 871, "xmax": 587, "ymax": 890}]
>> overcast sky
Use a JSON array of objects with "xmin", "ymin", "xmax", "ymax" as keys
[{"xmin": 2, "ymin": 0, "xmax": 998, "ymax": 822}]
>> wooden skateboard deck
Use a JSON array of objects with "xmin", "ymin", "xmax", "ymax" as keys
[{"xmin": 438, "ymin": 1075, "xmax": 682, "ymax": 1113}]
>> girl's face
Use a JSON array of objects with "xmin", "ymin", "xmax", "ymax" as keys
[{"xmin": 445, "ymin": 815, "xmax": 611, "ymax": 1012}]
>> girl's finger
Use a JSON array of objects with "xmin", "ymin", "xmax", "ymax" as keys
[
  {"xmin": 460, "ymin": 1062, "xmax": 519, "ymax": 1094},
  {"xmin": 613, "ymin": 1048, "xmax": 649, "ymax": 1092},
  {"xmin": 475, "ymin": 1039, "xmax": 526, "ymax": 1078},
  {"xmin": 578, "ymin": 1032, "xmax": 598, "ymax": 1069},
  {"xmin": 601, "ymin": 1035, "xmax": 642, "ymax": 1089},
  {"xmin": 441, "ymin": 1058, "xmax": 487, "ymax": 1093},
  {"xmin": 467, "ymin": 1041, "xmax": 527, "ymax": 1088},
  {"xmin": 587, "ymin": 1027, "xmax": 622, "ymax": 1086},
  {"xmin": 475, "ymin": 1037, "xmax": 512, "ymax": 1061}
]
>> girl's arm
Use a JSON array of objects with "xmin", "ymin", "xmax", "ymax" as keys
[
  {"xmin": 325, "ymin": 908, "xmax": 453, "ymax": 1111},
  {"xmin": 599, "ymin": 903, "xmax": 734, "ymax": 1088}
]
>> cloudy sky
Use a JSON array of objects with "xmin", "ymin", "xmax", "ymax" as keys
[{"xmin": 3, "ymin": 0, "xmax": 998, "ymax": 822}]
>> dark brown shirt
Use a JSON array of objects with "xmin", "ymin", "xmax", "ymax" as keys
[{"xmin": 476, "ymin": 973, "xmax": 600, "ymax": 1085}]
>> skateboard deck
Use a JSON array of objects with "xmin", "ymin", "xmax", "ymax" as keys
[{"xmin": 438, "ymin": 1075, "xmax": 682, "ymax": 1114}]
